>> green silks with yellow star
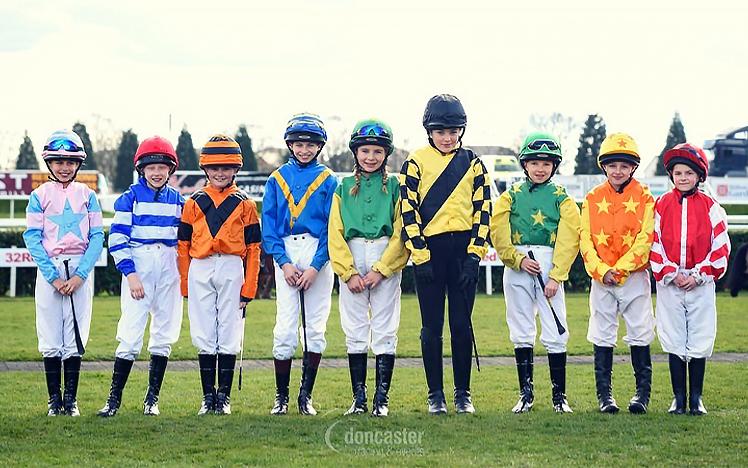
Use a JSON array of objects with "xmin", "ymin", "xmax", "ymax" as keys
[{"xmin": 506, "ymin": 180, "xmax": 568, "ymax": 247}]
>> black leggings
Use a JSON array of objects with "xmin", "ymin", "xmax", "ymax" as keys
[{"xmin": 415, "ymin": 231, "xmax": 475, "ymax": 392}]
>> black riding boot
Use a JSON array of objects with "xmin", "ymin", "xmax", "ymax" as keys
[
  {"xmin": 215, "ymin": 354, "xmax": 236, "ymax": 415},
  {"xmin": 628, "ymin": 345, "xmax": 652, "ymax": 414},
  {"xmin": 197, "ymin": 354, "xmax": 217, "ymax": 415},
  {"xmin": 421, "ymin": 328, "xmax": 446, "ymax": 415},
  {"xmin": 271, "ymin": 358, "xmax": 291, "ymax": 415},
  {"xmin": 688, "ymin": 358, "xmax": 708, "ymax": 415},
  {"xmin": 548, "ymin": 352, "xmax": 572, "ymax": 413},
  {"xmin": 344, "ymin": 353, "xmax": 368, "ymax": 415},
  {"xmin": 298, "ymin": 352, "xmax": 321, "ymax": 415},
  {"xmin": 62, "ymin": 356, "xmax": 82, "ymax": 416},
  {"xmin": 97, "ymin": 357, "xmax": 134, "ymax": 417},
  {"xmin": 143, "ymin": 354, "xmax": 168, "ymax": 416},
  {"xmin": 43, "ymin": 357, "xmax": 63, "ymax": 416},
  {"xmin": 372, "ymin": 354, "xmax": 395, "ymax": 417},
  {"xmin": 452, "ymin": 329, "xmax": 474, "ymax": 414},
  {"xmin": 593, "ymin": 345, "xmax": 619, "ymax": 413},
  {"xmin": 668, "ymin": 354, "xmax": 687, "ymax": 415},
  {"xmin": 512, "ymin": 347, "xmax": 534, "ymax": 413}
]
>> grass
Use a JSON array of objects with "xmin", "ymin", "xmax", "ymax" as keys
[
  {"xmin": 1, "ymin": 293, "xmax": 747, "ymax": 361},
  {"xmin": 1, "ymin": 363, "xmax": 747, "ymax": 467}
]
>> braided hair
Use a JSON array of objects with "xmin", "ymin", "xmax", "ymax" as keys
[
  {"xmin": 349, "ymin": 166, "xmax": 363, "ymax": 197},
  {"xmin": 348, "ymin": 156, "xmax": 388, "ymax": 196}
]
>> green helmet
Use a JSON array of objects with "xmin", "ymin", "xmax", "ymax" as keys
[
  {"xmin": 349, "ymin": 119, "xmax": 394, "ymax": 156},
  {"xmin": 519, "ymin": 132, "xmax": 562, "ymax": 164}
]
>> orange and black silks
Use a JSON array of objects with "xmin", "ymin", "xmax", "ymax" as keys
[{"xmin": 178, "ymin": 183, "xmax": 261, "ymax": 301}]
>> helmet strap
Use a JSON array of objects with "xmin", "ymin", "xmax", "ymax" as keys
[
  {"xmin": 521, "ymin": 159, "xmax": 559, "ymax": 190},
  {"xmin": 287, "ymin": 142, "xmax": 324, "ymax": 167},
  {"xmin": 601, "ymin": 164, "xmax": 637, "ymax": 193},
  {"xmin": 678, "ymin": 186, "xmax": 699, "ymax": 203},
  {"xmin": 45, "ymin": 160, "xmax": 82, "ymax": 185}
]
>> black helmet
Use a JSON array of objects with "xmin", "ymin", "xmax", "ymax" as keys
[{"xmin": 422, "ymin": 94, "xmax": 467, "ymax": 130}]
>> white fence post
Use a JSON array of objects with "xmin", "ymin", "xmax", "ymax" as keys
[{"xmin": 9, "ymin": 245, "xmax": 16, "ymax": 297}]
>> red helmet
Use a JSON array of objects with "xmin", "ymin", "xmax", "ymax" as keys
[
  {"xmin": 134, "ymin": 136, "xmax": 179, "ymax": 173},
  {"xmin": 663, "ymin": 143, "xmax": 709, "ymax": 181}
]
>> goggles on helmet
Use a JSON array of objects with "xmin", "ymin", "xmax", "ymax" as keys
[
  {"xmin": 527, "ymin": 139, "xmax": 560, "ymax": 151},
  {"xmin": 44, "ymin": 138, "xmax": 84, "ymax": 153},
  {"xmin": 355, "ymin": 123, "xmax": 391, "ymax": 138}
]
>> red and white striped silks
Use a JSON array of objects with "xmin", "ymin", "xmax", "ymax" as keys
[{"xmin": 650, "ymin": 189, "xmax": 730, "ymax": 284}]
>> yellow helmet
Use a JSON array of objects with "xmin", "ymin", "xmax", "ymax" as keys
[{"xmin": 598, "ymin": 132, "xmax": 640, "ymax": 168}]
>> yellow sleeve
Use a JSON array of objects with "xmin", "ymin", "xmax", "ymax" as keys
[
  {"xmin": 549, "ymin": 197, "xmax": 581, "ymax": 282},
  {"xmin": 373, "ymin": 191, "xmax": 410, "ymax": 277},
  {"xmin": 490, "ymin": 191, "xmax": 525, "ymax": 271},
  {"xmin": 613, "ymin": 191, "xmax": 655, "ymax": 283},
  {"xmin": 328, "ymin": 192, "xmax": 358, "ymax": 281},
  {"xmin": 579, "ymin": 197, "xmax": 611, "ymax": 281}
]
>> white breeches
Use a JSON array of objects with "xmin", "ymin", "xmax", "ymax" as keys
[
  {"xmin": 656, "ymin": 281, "xmax": 716, "ymax": 360},
  {"xmin": 338, "ymin": 237, "xmax": 401, "ymax": 355},
  {"xmin": 188, "ymin": 254, "xmax": 244, "ymax": 355},
  {"xmin": 503, "ymin": 245, "xmax": 569, "ymax": 353},
  {"xmin": 35, "ymin": 255, "xmax": 93, "ymax": 359},
  {"xmin": 116, "ymin": 244, "xmax": 182, "ymax": 360},
  {"xmin": 587, "ymin": 270, "xmax": 655, "ymax": 347},
  {"xmin": 272, "ymin": 235, "xmax": 334, "ymax": 360}
]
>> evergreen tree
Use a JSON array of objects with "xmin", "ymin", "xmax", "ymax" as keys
[
  {"xmin": 15, "ymin": 132, "xmax": 39, "ymax": 169},
  {"xmin": 176, "ymin": 128, "xmax": 199, "ymax": 170},
  {"xmin": 114, "ymin": 129, "xmax": 139, "ymax": 192},
  {"xmin": 73, "ymin": 122, "xmax": 97, "ymax": 171},
  {"xmin": 235, "ymin": 125, "xmax": 258, "ymax": 171},
  {"xmin": 574, "ymin": 114, "xmax": 607, "ymax": 174},
  {"xmin": 656, "ymin": 112, "xmax": 687, "ymax": 176}
]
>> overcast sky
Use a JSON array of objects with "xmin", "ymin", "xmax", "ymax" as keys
[{"xmin": 1, "ymin": 0, "xmax": 746, "ymax": 173}]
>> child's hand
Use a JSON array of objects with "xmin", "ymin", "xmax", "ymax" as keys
[
  {"xmin": 363, "ymin": 271, "xmax": 385, "ymax": 290},
  {"xmin": 281, "ymin": 263, "xmax": 302, "ymax": 287},
  {"xmin": 127, "ymin": 273, "xmax": 145, "ymax": 300},
  {"xmin": 603, "ymin": 270, "xmax": 619, "ymax": 286},
  {"xmin": 347, "ymin": 274, "xmax": 366, "ymax": 293},
  {"xmin": 678, "ymin": 275, "xmax": 698, "ymax": 291},
  {"xmin": 544, "ymin": 278, "xmax": 559, "ymax": 298},
  {"xmin": 520, "ymin": 257, "xmax": 541, "ymax": 275},
  {"xmin": 63, "ymin": 275, "xmax": 84, "ymax": 295},
  {"xmin": 52, "ymin": 278, "xmax": 66, "ymax": 295},
  {"xmin": 298, "ymin": 267, "xmax": 318, "ymax": 291},
  {"xmin": 673, "ymin": 273, "xmax": 689, "ymax": 288}
]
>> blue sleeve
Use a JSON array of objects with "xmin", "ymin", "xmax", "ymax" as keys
[
  {"xmin": 311, "ymin": 177, "xmax": 337, "ymax": 271},
  {"xmin": 75, "ymin": 192, "xmax": 105, "ymax": 280},
  {"xmin": 261, "ymin": 177, "xmax": 291, "ymax": 267},
  {"xmin": 23, "ymin": 192, "xmax": 59, "ymax": 283},
  {"xmin": 109, "ymin": 190, "xmax": 136, "ymax": 275}
]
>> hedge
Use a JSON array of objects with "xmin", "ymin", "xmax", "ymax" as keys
[{"xmin": 1, "ymin": 229, "xmax": 747, "ymax": 296}]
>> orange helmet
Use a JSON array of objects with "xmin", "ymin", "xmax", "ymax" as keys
[{"xmin": 199, "ymin": 134, "xmax": 243, "ymax": 167}]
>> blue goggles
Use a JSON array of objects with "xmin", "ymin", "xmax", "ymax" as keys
[
  {"xmin": 45, "ymin": 138, "xmax": 83, "ymax": 152},
  {"xmin": 527, "ymin": 139, "xmax": 559, "ymax": 151},
  {"xmin": 355, "ymin": 124, "xmax": 391, "ymax": 138}
]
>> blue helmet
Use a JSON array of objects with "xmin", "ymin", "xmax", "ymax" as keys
[{"xmin": 284, "ymin": 113, "xmax": 327, "ymax": 145}]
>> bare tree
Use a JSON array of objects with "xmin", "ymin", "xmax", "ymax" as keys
[
  {"xmin": 88, "ymin": 114, "xmax": 122, "ymax": 187},
  {"xmin": 319, "ymin": 115, "xmax": 354, "ymax": 172}
]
